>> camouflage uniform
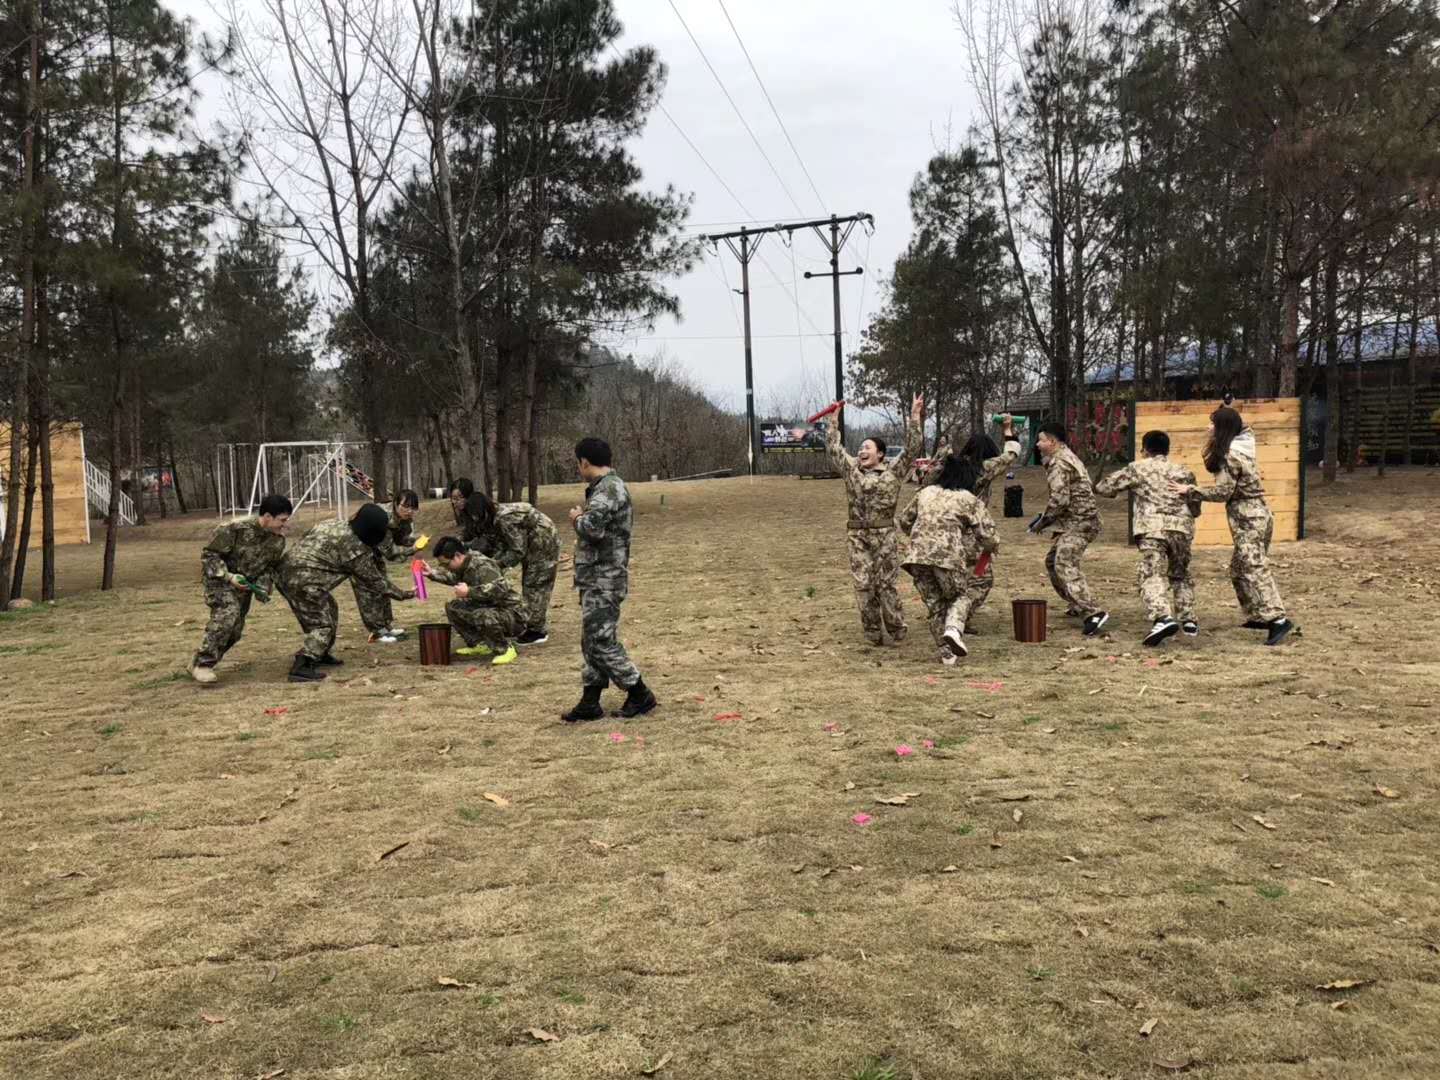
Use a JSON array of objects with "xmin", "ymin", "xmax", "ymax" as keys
[
  {"xmin": 453, "ymin": 499, "xmax": 491, "ymax": 554},
  {"xmin": 193, "ymin": 517, "xmax": 286, "ymax": 668},
  {"xmin": 430, "ymin": 552, "xmax": 525, "ymax": 649},
  {"xmin": 827, "ymin": 419, "xmax": 922, "ymax": 645},
  {"xmin": 573, "ymin": 471, "xmax": 641, "ymax": 689},
  {"xmin": 279, "ymin": 519, "xmax": 413, "ymax": 661},
  {"xmin": 352, "ymin": 507, "xmax": 418, "ymax": 633},
  {"xmin": 1193, "ymin": 432, "xmax": 1287, "ymax": 622},
  {"xmin": 1095, "ymin": 456, "xmax": 1200, "ymax": 623},
  {"xmin": 478, "ymin": 502, "xmax": 560, "ymax": 634},
  {"xmin": 898, "ymin": 486, "xmax": 999, "ymax": 655},
  {"xmin": 1037, "ymin": 444, "xmax": 1103, "ymax": 617}
]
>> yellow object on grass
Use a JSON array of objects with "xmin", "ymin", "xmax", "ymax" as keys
[
  {"xmin": 491, "ymin": 644, "xmax": 518, "ymax": 666},
  {"xmin": 455, "ymin": 643, "xmax": 493, "ymax": 658}
]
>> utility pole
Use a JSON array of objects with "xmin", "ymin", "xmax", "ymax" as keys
[{"xmin": 704, "ymin": 212, "xmax": 872, "ymax": 469}]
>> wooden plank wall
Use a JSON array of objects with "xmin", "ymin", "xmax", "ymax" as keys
[
  {"xmin": 0, "ymin": 423, "xmax": 92, "ymax": 547},
  {"xmin": 1133, "ymin": 399, "xmax": 1303, "ymax": 549}
]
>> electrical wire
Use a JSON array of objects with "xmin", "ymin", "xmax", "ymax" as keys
[{"xmin": 714, "ymin": 0, "xmax": 826, "ymax": 209}]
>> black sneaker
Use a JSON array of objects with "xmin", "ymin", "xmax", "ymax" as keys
[
  {"xmin": 317, "ymin": 653, "xmax": 345, "ymax": 666},
  {"xmin": 562, "ymin": 686, "xmax": 605, "ymax": 723},
  {"xmin": 1082, "ymin": 611, "xmax": 1110, "ymax": 637},
  {"xmin": 1143, "ymin": 618, "xmax": 1180, "ymax": 647},
  {"xmin": 288, "ymin": 655, "xmax": 326, "ymax": 683},
  {"xmin": 1181, "ymin": 620, "xmax": 1199, "ymax": 637},
  {"xmin": 617, "ymin": 680, "xmax": 658, "ymax": 719},
  {"xmin": 1242, "ymin": 619, "xmax": 1270, "ymax": 630},
  {"xmin": 1264, "ymin": 618, "xmax": 1295, "ymax": 647},
  {"xmin": 516, "ymin": 629, "xmax": 549, "ymax": 646}
]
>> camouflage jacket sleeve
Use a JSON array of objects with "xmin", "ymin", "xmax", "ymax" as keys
[
  {"xmin": 973, "ymin": 502, "xmax": 1000, "ymax": 555},
  {"xmin": 825, "ymin": 418, "xmax": 855, "ymax": 474},
  {"xmin": 428, "ymin": 565, "xmax": 460, "ymax": 587},
  {"xmin": 1094, "ymin": 462, "xmax": 1138, "ymax": 500},
  {"xmin": 491, "ymin": 512, "xmax": 528, "ymax": 570},
  {"xmin": 379, "ymin": 517, "xmax": 416, "ymax": 562},
  {"xmin": 463, "ymin": 555, "xmax": 516, "ymax": 604},
  {"xmin": 897, "ymin": 493, "xmax": 920, "ymax": 536},
  {"xmin": 574, "ymin": 478, "xmax": 623, "ymax": 545},
  {"xmin": 982, "ymin": 441, "xmax": 1020, "ymax": 486},
  {"xmin": 201, "ymin": 522, "xmax": 238, "ymax": 582},
  {"xmin": 349, "ymin": 545, "xmax": 412, "ymax": 600},
  {"xmin": 1037, "ymin": 458, "xmax": 1072, "ymax": 528},
  {"xmin": 1193, "ymin": 462, "xmax": 1237, "ymax": 503},
  {"xmin": 888, "ymin": 419, "xmax": 923, "ymax": 481}
]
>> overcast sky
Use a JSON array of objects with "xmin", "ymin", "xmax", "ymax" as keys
[{"xmin": 174, "ymin": 0, "xmax": 979, "ymax": 417}]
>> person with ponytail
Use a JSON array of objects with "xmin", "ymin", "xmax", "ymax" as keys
[{"xmin": 1171, "ymin": 405, "xmax": 1295, "ymax": 646}]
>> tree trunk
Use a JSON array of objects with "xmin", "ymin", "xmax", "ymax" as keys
[
  {"xmin": 130, "ymin": 388, "xmax": 146, "ymax": 525},
  {"xmin": 1404, "ymin": 245, "xmax": 1421, "ymax": 466},
  {"xmin": 494, "ymin": 342, "xmax": 512, "ymax": 502},
  {"xmin": 10, "ymin": 421, "xmax": 39, "ymax": 600},
  {"xmin": 527, "ymin": 375, "xmax": 543, "ymax": 505},
  {"xmin": 518, "ymin": 346, "xmax": 538, "ymax": 505},
  {"xmin": 36, "ymin": 255, "xmax": 53, "ymax": 601},
  {"xmin": 429, "ymin": 411, "xmax": 453, "ymax": 488},
  {"xmin": 102, "ymin": 384, "xmax": 123, "ymax": 591},
  {"xmin": 170, "ymin": 439, "xmax": 188, "ymax": 513},
  {"xmin": 1278, "ymin": 269, "xmax": 1301, "ymax": 398},
  {"xmin": 1322, "ymin": 255, "xmax": 1340, "ymax": 483}
]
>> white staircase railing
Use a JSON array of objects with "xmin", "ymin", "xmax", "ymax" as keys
[{"xmin": 85, "ymin": 459, "xmax": 137, "ymax": 525}]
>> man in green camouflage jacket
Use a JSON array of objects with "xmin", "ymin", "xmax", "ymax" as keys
[
  {"xmin": 455, "ymin": 492, "xmax": 560, "ymax": 645},
  {"xmin": 189, "ymin": 495, "xmax": 293, "ymax": 684},
  {"xmin": 561, "ymin": 437, "xmax": 655, "ymax": 722},
  {"xmin": 425, "ymin": 536, "xmax": 525, "ymax": 665},
  {"xmin": 279, "ymin": 503, "xmax": 415, "ymax": 682}
]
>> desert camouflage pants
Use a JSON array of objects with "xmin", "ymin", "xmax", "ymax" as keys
[
  {"xmin": 445, "ymin": 598, "xmax": 523, "ymax": 650},
  {"xmin": 518, "ymin": 532, "xmax": 560, "ymax": 633},
  {"xmin": 351, "ymin": 554, "xmax": 396, "ymax": 633},
  {"xmin": 970, "ymin": 562, "xmax": 994, "ymax": 617},
  {"xmin": 285, "ymin": 585, "xmax": 339, "ymax": 661},
  {"xmin": 579, "ymin": 587, "xmax": 641, "ymax": 690},
  {"xmin": 1230, "ymin": 511, "xmax": 1286, "ymax": 622},
  {"xmin": 1045, "ymin": 522, "xmax": 1102, "ymax": 618},
  {"xmin": 194, "ymin": 583, "xmax": 253, "ymax": 667},
  {"xmin": 906, "ymin": 565, "xmax": 976, "ymax": 655},
  {"xmin": 1137, "ymin": 533, "xmax": 1195, "ymax": 623},
  {"xmin": 847, "ymin": 527, "xmax": 906, "ymax": 645}
]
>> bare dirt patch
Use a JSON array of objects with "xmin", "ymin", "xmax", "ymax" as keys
[{"xmin": 2, "ymin": 467, "xmax": 1439, "ymax": 1079}]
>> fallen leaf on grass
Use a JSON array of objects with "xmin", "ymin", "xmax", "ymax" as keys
[
  {"xmin": 790, "ymin": 864, "xmax": 804, "ymax": 873},
  {"xmin": 482, "ymin": 792, "xmax": 510, "ymax": 808},
  {"xmin": 255, "ymin": 1072, "xmax": 286, "ymax": 1080},
  {"xmin": 1310, "ymin": 876, "xmax": 1336, "ymax": 887},
  {"xmin": 1062, "ymin": 855, "xmax": 1081, "ymax": 864},
  {"xmin": 1139, "ymin": 1018, "xmax": 1158, "ymax": 1037},
  {"xmin": 1331, "ymin": 1000, "xmax": 1350, "ymax": 1011},
  {"xmin": 437, "ymin": 977, "xmax": 476, "ymax": 989},
  {"xmin": 1087, "ymin": 687, "xmax": 1104, "ymax": 696},
  {"xmin": 713, "ymin": 712, "xmax": 742, "ymax": 723},
  {"xmin": 875, "ymin": 792, "xmax": 921, "ymax": 806},
  {"xmin": 1153, "ymin": 1059, "xmax": 1193, "ymax": 1072},
  {"xmin": 941, "ymin": 865, "xmax": 959, "ymax": 873},
  {"xmin": 200, "ymin": 1012, "xmax": 227, "ymax": 1025},
  {"xmin": 263, "ymin": 707, "xmax": 288, "ymax": 717},
  {"xmin": 1375, "ymin": 784, "xmax": 1401, "ymax": 799},
  {"xmin": 998, "ymin": 793, "xmax": 1031, "ymax": 802},
  {"xmin": 438, "ymin": 744, "xmax": 451, "ymax": 756},
  {"xmin": 525, "ymin": 1027, "xmax": 559, "ymax": 1043},
  {"xmin": 844, "ymin": 781, "xmax": 855, "ymax": 791},
  {"xmin": 641, "ymin": 1052, "xmax": 673, "ymax": 1075},
  {"xmin": 989, "ymin": 837, "xmax": 1003, "ymax": 849},
  {"xmin": 1012, "ymin": 809, "xmax": 1024, "ymax": 824},
  {"xmin": 1074, "ymin": 926, "xmax": 1090, "ymax": 939},
  {"xmin": 377, "ymin": 841, "xmax": 410, "ymax": 862},
  {"xmin": 1042, "ymin": 727, "xmax": 1057, "ymax": 734},
  {"xmin": 1252, "ymin": 815, "xmax": 1277, "ymax": 831},
  {"xmin": 588, "ymin": 840, "xmax": 611, "ymax": 851},
  {"xmin": 1316, "ymin": 979, "xmax": 1371, "ymax": 991}
]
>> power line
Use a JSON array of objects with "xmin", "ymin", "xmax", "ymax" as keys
[
  {"xmin": 663, "ymin": 0, "xmax": 808, "ymax": 217},
  {"xmin": 713, "ymin": 0, "xmax": 826, "ymax": 209},
  {"xmin": 656, "ymin": 100, "xmax": 757, "ymax": 221}
]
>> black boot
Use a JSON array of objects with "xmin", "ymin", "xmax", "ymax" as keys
[
  {"xmin": 316, "ymin": 652, "xmax": 345, "ymax": 666},
  {"xmin": 617, "ymin": 678, "xmax": 658, "ymax": 719},
  {"xmin": 562, "ymin": 685, "xmax": 605, "ymax": 723},
  {"xmin": 288, "ymin": 654, "xmax": 326, "ymax": 683}
]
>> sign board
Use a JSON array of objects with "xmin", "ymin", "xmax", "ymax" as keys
[
  {"xmin": 761, "ymin": 419, "xmax": 829, "ymax": 454},
  {"xmin": 1131, "ymin": 398, "xmax": 1305, "ymax": 548}
]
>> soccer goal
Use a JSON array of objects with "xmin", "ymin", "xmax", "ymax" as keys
[{"xmin": 215, "ymin": 440, "xmax": 413, "ymax": 520}]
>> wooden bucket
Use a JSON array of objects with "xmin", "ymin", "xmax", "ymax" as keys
[
  {"xmin": 418, "ymin": 623, "xmax": 452, "ymax": 666},
  {"xmin": 1012, "ymin": 599, "xmax": 1047, "ymax": 643}
]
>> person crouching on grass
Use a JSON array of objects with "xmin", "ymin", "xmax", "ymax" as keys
[
  {"xmin": 423, "ymin": 536, "xmax": 524, "ymax": 665},
  {"xmin": 189, "ymin": 494, "xmax": 293, "ymax": 684},
  {"xmin": 352, "ymin": 488, "xmax": 426, "ymax": 644},
  {"xmin": 897, "ymin": 454, "xmax": 998, "ymax": 664}
]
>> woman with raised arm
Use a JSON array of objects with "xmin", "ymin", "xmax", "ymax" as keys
[
  {"xmin": 826, "ymin": 394, "xmax": 924, "ymax": 645},
  {"xmin": 1171, "ymin": 405, "xmax": 1295, "ymax": 646}
]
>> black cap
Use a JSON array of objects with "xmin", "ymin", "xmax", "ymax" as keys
[{"xmin": 351, "ymin": 503, "xmax": 390, "ymax": 547}]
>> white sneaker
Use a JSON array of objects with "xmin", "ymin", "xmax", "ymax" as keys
[
  {"xmin": 1143, "ymin": 618, "xmax": 1180, "ymax": 647},
  {"xmin": 368, "ymin": 632, "xmax": 400, "ymax": 645},
  {"xmin": 189, "ymin": 662, "xmax": 217, "ymax": 685},
  {"xmin": 942, "ymin": 627, "xmax": 968, "ymax": 657}
]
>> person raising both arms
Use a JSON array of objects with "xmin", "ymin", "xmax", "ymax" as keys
[
  {"xmin": 826, "ymin": 394, "xmax": 924, "ymax": 646},
  {"xmin": 1170, "ymin": 405, "xmax": 1296, "ymax": 646}
]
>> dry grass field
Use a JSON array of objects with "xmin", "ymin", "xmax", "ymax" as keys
[{"xmin": 2, "ymin": 465, "xmax": 1439, "ymax": 1080}]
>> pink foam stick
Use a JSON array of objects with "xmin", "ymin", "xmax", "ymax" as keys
[{"xmin": 412, "ymin": 568, "xmax": 428, "ymax": 601}]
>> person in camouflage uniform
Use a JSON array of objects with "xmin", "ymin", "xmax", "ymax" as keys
[
  {"xmin": 189, "ymin": 494, "xmax": 293, "ymax": 684},
  {"xmin": 1171, "ymin": 406, "xmax": 1295, "ymax": 646},
  {"xmin": 826, "ymin": 394, "xmax": 924, "ymax": 646},
  {"xmin": 426, "ymin": 536, "xmax": 524, "ymax": 664},
  {"xmin": 351, "ymin": 489, "xmax": 423, "ymax": 642},
  {"xmin": 279, "ymin": 503, "xmax": 415, "ymax": 682},
  {"xmin": 453, "ymin": 491, "xmax": 560, "ymax": 645},
  {"xmin": 1031, "ymin": 422, "xmax": 1108, "ymax": 635},
  {"xmin": 562, "ymin": 437, "xmax": 655, "ymax": 722},
  {"xmin": 448, "ymin": 478, "xmax": 492, "ymax": 553},
  {"xmin": 898, "ymin": 455, "xmax": 999, "ymax": 664},
  {"xmin": 1095, "ymin": 430, "xmax": 1202, "ymax": 646}
]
